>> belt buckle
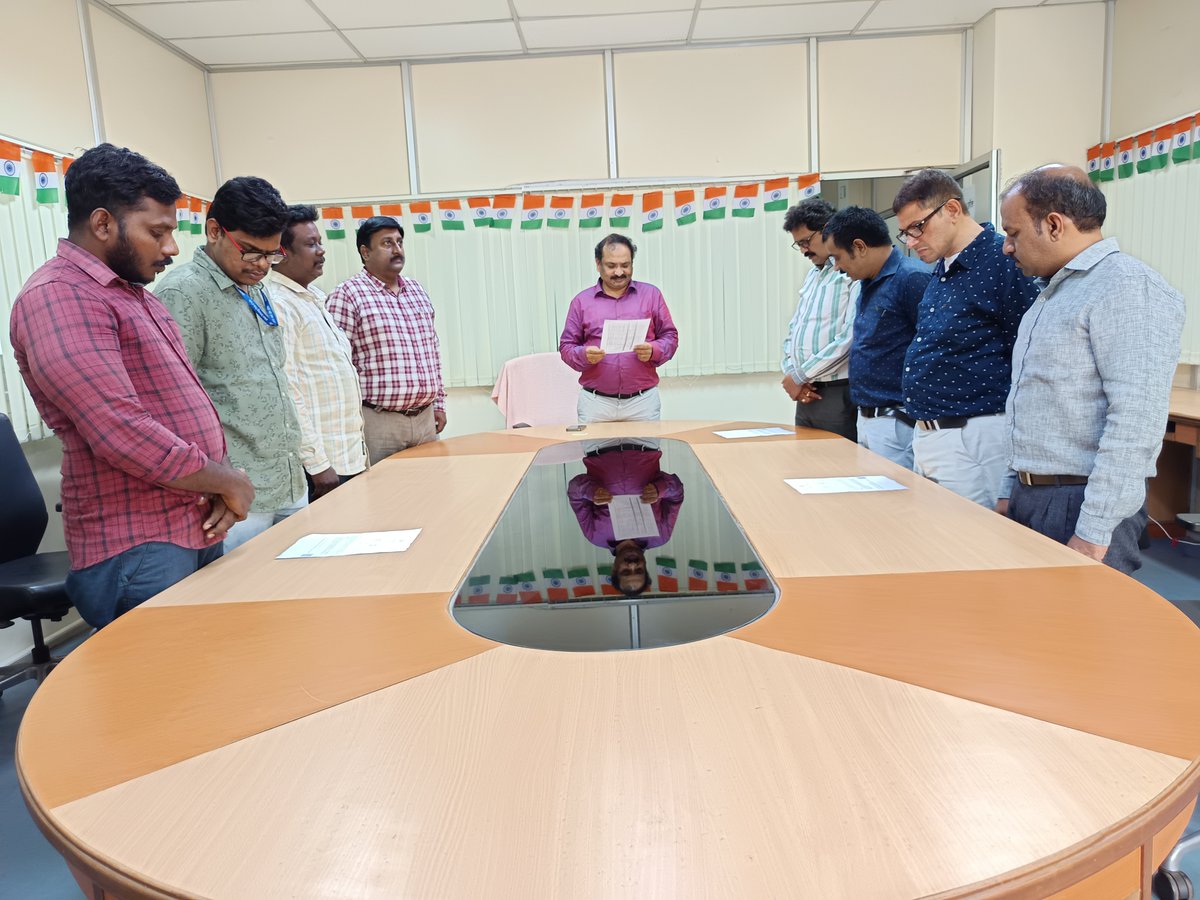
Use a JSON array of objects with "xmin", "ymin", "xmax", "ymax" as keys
[{"xmin": 1018, "ymin": 471, "xmax": 1033, "ymax": 486}]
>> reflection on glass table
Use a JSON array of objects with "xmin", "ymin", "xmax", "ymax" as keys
[{"xmin": 452, "ymin": 438, "xmax": 777, "ymax": 652}]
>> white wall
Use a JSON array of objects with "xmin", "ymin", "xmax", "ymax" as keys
[{"xmin": 1111, "ymin": 0, "xmax": 1200, "ymax": 138}]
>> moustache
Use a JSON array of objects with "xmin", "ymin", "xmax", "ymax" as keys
[{"xmin": 155, "ymin": 257, "xmax": 173, "ymax": 268}]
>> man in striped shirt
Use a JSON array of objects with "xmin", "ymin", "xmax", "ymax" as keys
[{"xmin": 780, "ymin": 199, "xmax": 858, "ymax": 439}]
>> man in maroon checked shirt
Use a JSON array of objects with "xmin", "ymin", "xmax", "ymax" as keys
[
  {"xmin": 9, "ymin": 144, "xmax": 254, "ymax": 628},
  {"xmin": 559, "ymin": 234, "xmax": 679, "ymax": 423}
]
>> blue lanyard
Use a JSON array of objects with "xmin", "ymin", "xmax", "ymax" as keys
[{"xmin": 235, "ymin": 285, "xmax": 278, "ymax": 327}]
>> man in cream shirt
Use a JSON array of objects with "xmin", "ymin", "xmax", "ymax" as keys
[{"xmin": 268, "ymin": 205, "xmax": 367, "ymax": 500}]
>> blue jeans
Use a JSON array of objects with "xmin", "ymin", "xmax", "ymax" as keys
[{"xmin": 66, "ymin": 542, "xmax": 223, "ymax": 628}]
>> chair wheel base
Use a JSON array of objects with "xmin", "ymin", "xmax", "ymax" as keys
[
  {"xmin": 0, "ymin": 659, "xmax": 62, "ymax": 700},
  {"xmin": 1155, "ymin": 868, "xmax": 1194, "ymax": 900}
]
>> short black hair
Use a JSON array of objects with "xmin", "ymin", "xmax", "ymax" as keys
[
  {"xmin": 356, "ymin": 216, "xmax": 403, "ymax": 254},
  {"xmin": 1002, "ymin": 166, "xmax": 1106, "ymax": 232},
  {"xmin": 822, "ymin": 206, "xmax": 893, "ymax": 251},
  {"xmin": 892, "ymin": 168, "xmax": 962, "ymax": 215},
  {"xmin": 280, "ymin": 204, "xmax": 319, "ymax": 252},
  {"xmin": 594, "ymin": 233, "xmax": 636, "ymax": 263},
  {"xmin": 65, "ymin": 143, "xmax": 181, "ymax": 230},
  {"xmin": 206, "ymin": 176, "xmax": 288, "ymax": 238},
  {"xmin": 783, "ymin": 198, "xmax": 835, "ymax": 233}
]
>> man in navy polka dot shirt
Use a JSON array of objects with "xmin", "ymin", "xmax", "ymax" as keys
[{"xmin": 892, "ymin": 169, "xmax": 1040, "ymax": 508}]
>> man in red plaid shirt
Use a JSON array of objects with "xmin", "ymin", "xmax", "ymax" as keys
[
  {"xmin": 9, "ymin": 144, "xmax": 254, "ymax": 628},
  {"xmin": 328, "ymin": 216, "xmax": 446, "ymax": 463}
]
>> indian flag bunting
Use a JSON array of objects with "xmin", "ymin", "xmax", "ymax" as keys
[
  {"xmin": 1173, "ymin": 116, "xmax": 1194, "ymax": 164},
  {"xmin": 1152, "ymin": 125, "xmax": 1173, "ymax": 169},
  {"xmin": 410, "ymin": 200, "xmax": 433, "ymax": 233},
  {"xmin": 1098, "ymin": 141, "xmax": 1115, "ymax": 182},
  {"xmin": 189, "ymin": 196, "xmax": 203, "ymax": 234},
  {"xmin": 542, "ymin": 568, "xmax": 568, "ymax": 601},
  {"xmin": 673, "ymin": 190, "xmax": 696, "ymax": 226},
  {"xmin": 1117, "ymin": 138, "xmax": 1135, "ymax": 178},
  {"xmin": 468, "ymin": 196, "xmax": 492, "ymax": 227},
  {"xmin": 438, "ymin": 198, "xmax": 465, "ymax": 230},
  {"xmin": 322, "ymin": 206, "xmax": 346, "ymax": 240},
  {"xmin": 176, "ymin": 196, "xmax": 190, "ymax": 228},
  {"xmin": 1194, "ymin": 118, "xmax": 1200, "ymax": 160},
  {"xmin": 641, "ymin": 190, "xmax": 664, "ymax": 231},
  {"xmin": 496, "ymin": 575, "xmax": 518, "ymax": 604},
  {"xmin": 1086, "ymin": 144, "xmax": 1101, "ymax": 180},
  {"xmin": 687, "ymin": 559, "xmax": 709, "ymax": 591},
  {"xmin": 597, "ymin": 563, "xmax": 621, "ymax": 596},
  {"xmin": 702, "ymin": 186, "xmax": 727, "ymax": 219},
  {"xmin": 579, "ymin": 193, "xmax": 603, "ymax": 228},
  {"xmin": 610, "ymin": 192, "xmax": 633, "ymax": 227},
  {"xmin": 714, "ymin": 562, "xmax": 738, "ymax": 592},
  {"xmin": 516, "ymin": 571, "xmax": 540, "ymax": 604},
  {"xmin": 568, "ymin": 565, "xmax": 596, "ymax": 597},
  {"xmin": 763, "ymin": 177, "xmax": 788, "ymax": 212},
  {"xmin": 656, "ymin": 556, "xmax": 678, "ymax": 592},
  {"xmin": 741, "ymin": 562, "xmax": 768, "ymax": 591},
  {"xmin": 61, "ymin": 156, "xmax": 73, "ymax": 178},
  {"xmin": 1135, "ymin": 132, "xmax": 1154, "ymax": 173},
  {"xmin": 0, "ymin": 140, "xmax": 21, "ymax": 196},
  {"xmin": 732, "ymin": 183, "xmax": 758, "ymax": 218},
  {"xmin": 31, "ymin": 152, "xmax": 58, "ymax": 203},
  {"xmin": 379, "ymin": 203, "xmax": 403, "ymax": 221},
  {"xmin": 350, "ymin": 205, "xmax": 373, "ymax": 229},
  {"xmin": 465, "ymin": 575, "xmax": 490, "ymax": 605},
  {"xmin": 548, "ymin": 195, "xmax": 574, "ymax": 228},
  {"xmin": 797, "ymin": 173, "xmax": 821, "ymax": 199},
  {"xmin": 521, "ymin": 194, "xmax": 545, "ymax": 230},
  {"xmin": 492, "ymin": 194, "xmax": 516, "ymax": 229}
]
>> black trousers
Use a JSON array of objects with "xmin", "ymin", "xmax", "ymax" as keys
[
  {"xmin": 305, "ymin": 470, "xmax": 360, "ymax": 503},
  {"xmin": 794, "ymin": 381, "xmax": 857, "ymax": 441}
]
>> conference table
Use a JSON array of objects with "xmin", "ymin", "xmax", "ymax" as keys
[{"xmin": 17, "ymin": 421, "xmax": 1200, "ymax": 899}]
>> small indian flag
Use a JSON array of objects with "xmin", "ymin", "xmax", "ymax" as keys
[
  {"xmin": 641, "ymin": 190, "xmax": 664, "ymax": 231},
  {"xmin": 468, "ymin": 196, "xmax": 492, "ymax": 227},
  {"xmin": 466, "ymin": 575, "xmax": 491, "ymax": 605},
  {"xmin": 568, "ymin": 565, "xmax": 596, "ymax": 597},
  {"xmin": 410, "ymin": 200, "xmax": 433, "ymax": 233},
  {"xmin": 322, "ymin": 206, "xmax": 346, "ymax": 240},
  {"xmin": 702, "ymin": 186, "xmax": 727, "ymax": 219},
  {"xmin": 579, "ymin": 192, "xmax": 603, "ymax": 228},
  {"xmin": 61, "ymin": 156, "xmax": 74, "ymax": 179},
  {"xmin": 189, "ymin": 197, "xmax": 203, "ymax": 234},
  {"xmin": 496, "ymin": 575, "xmax": 518, "ymax": 604},
  {"xmin": 610, "ymin": 192, "xmax": 633, "ymax": 227},
  {"xmin": 548, "ymin": 195, "xmax": 574, "ymax": 228},
  {"xmin": 350, "ymin": 205, "xmax": 374, "ymax": 229},
  {"xmin": 714, "ymin": 562, "xmax": 738, "ymax": 592},
  {"xmin": 655, "ymin": 556, "xmax": 678, "ymax": 592},
  {"xmin": 521, "ymin": 194, "xmax": 545, "ymax": 230},
  {"xmin": 1194, "ymin": 118, "xmax": 1200, "ymax": 160},
  {"xmin": 1086, "ymin": 144, "xmax": 1102, "ymax": 181},
  {"xmin": 1135, "ymin": 132, "xmax": 1154, "ymax": 173},
  {"xmin": 31, "ymin": 152, "xmax": 58, "ymax": 204},
  {"xmin": 1098, "ymin": 141, "xmax": 1115, "ymax": 181},
  {"xmin": 673, "ymin": 189, "xmax": 696, "ymax": 226},
  {"xmin": 763, "ymin": 177, "xmax": 788, "ymax": 212},
  {"xmin": 687, "ymin": 559, "xmax": 709, "ymax": 591},
  {"xmin": 176, "ymin": 196, "xmax": 190, "ymax": 228},
  {"xmin": 492, "ymin": 194, "xmax": 516, "ymax": 229},
  {"xmin": 438, "ymin": 198, "xmax": 465, "ymax": 230},
  {"xmin": 1173, "ymin": 116, "xmax": 1194, "ymax": 164},
  {"xmin": 0, "ymin": 141, "xmax": 21, "ymax": 196},
  {"xmin": 741, "ymin": 562, "xmax": 767, "ymax": 591},
  {"xmin": 797, "ymin": 173, "xmax": 821, "ymax": 199},
  {"xmin": 1117, "ymin": 138, "xmax": 1135, "ymax": 178},
  {"xmin": 597, "ymin": 563, "xmax": 621, "ymax": 596},
  {"xmin": 542, "ymin": 568, "xmax": 568, "ymax": 601},
  {"xmin": 379, "ymin": 203, "xmax": 403, "ymax": 221},
  {"xmin": 1151, "ymin": 125, "xmax": 1172, "ymax": 170},
  {"xmin": 732, "ymin": 183, "xmax": 758, "ymax": 218},
  {"xmin": 517, "ymin": 571, "xmax": 540, "ymax": 604}
]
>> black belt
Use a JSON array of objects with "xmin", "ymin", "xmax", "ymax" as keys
[
  {"xmin": 815, "ymin": 377, "xmax": 849, "ymax": 387},
  {"xmin": 363, "ymin": 401, "xmax": 431, "ymax": 417},
  {"xmin": 859, "ymin": 406, "xmax": 916, "ymax": 427},
  {"xmin": 584, "ymin": 387, "xmax": 651, "ymax": 400},
  {"xmin": 915, "ymin": 416, "xmax": 971, "ymax": 431},
  {"xmin": 1018, "ymin": 472, "xmax": 1089, "ymax": 487}
]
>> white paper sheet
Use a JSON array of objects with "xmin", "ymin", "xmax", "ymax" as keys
[
  {"xmin": 277, "ymin": 529, "xmax": 422, "ymax": 559},
  {"xmin": 714, "ymin": 427, "xmax": 794, "ymax": 439},
  {"xmin": 599, "ymin": 318, "xmax": 650, "ymax": 354},
  {"xmin": 608, "ymin": 494, "xmax": 660, "ymax": 540},
  {"xmin": 784, "ymin": 476, "xmax": 907, "ymax": 495}
]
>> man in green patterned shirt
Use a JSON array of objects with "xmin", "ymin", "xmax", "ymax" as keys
[{"xmin": 157, "ymin": 177, "xmax": 307, "ymax": 551}]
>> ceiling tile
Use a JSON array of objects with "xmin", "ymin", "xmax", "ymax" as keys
[
  {"xmin": 345, "ymin": 21, "xmax": 523, "ymax": 59},
  {"xmin": 691, "ymin": 2, "xmax": 874, "ymax": 40},
  {"xmin": 107, "ymin": 0, "xmax": 195, "ymax": 5},
  {"xmin": 118, "ymin": 0, "xmax": 328, "ymax": 38},
  {"xmin": 699, "ymin": 0, "xmax": 850, "ymax": 6},
  {"xmin": 517, "ymin": 0, "xmax": 691, "ymax": 15},
  {"xmin": 1041, "ymin": 0, "xmax": 1104, "ymax": 4},
  {"xmin": 173, "ymin": 30, "xmax": 357, "ymax": 66},
  {"xmin": 522, "ymin": 12, "xmax": 692, "ymax": 50},
  {"xmin": 860, "ymin": 0, "xmax": 1040, "ymax": 31},
  {"xmin": 311, "ymin": 0, "xmax": 511, "ymax": 29}
]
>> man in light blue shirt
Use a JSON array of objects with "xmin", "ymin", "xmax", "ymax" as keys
[{"xmin": 998, "ymin": 165, "xmax": 1184, "ymax": 573}]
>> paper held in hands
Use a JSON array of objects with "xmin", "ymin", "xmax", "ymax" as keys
[
  {"xmin": 608, "ymin": 494, "xmax": 660, "ymax": 540},
  {"xmin": 277, "ymin": 529, "xmax": 422, "ymax": 559},
  {"xmin": 785, "ymin": 476, "xmax": 906, "ymax": 495},
  {"xmin": 599, "ymin": 318, "xmax": 650, "ymax": 354}
]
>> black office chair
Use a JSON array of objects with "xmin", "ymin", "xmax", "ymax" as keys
[{"xmin": 0, "ymin": 413, "xmax": 73, "ymax": 699}]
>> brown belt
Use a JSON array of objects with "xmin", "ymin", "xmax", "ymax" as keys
[
  {"xmin": 1017, "ymin": 472, "xmax": 1088, "ymax": 487},
  {"xmin": 363, "ymin": 402, "xmax": 430, "ymax": 417}
]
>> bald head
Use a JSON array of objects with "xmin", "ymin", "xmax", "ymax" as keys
[
  {"xmin": 1001, "ymin": 164, "xmax": 1106, "ymax": 232},
  {"xmin": 999, "ymin": 163, "xmax": 1107, "ymax": 279}
]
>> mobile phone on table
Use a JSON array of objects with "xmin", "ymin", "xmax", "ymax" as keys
[{"xmin": 566, "ymin": 424, "xmax": 587, "ymax": 432}]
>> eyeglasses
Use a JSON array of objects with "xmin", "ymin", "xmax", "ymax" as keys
[
  {"xmin": 895, "ymin": 201, "xmax": 948, "ymax": 243},
  {"xmin": 791, "ymin": 234, "xmax": 814, "ymax": 252},
  {"xmin": 218, "ymin": 223, "xmax": 286, "ymax": 265}
]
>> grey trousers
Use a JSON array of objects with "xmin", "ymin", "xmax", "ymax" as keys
[
  {"xmin": 1007, "ymin": 481, "xmax": 1147, "ymax": 574},
  {"xmin": 795, "ymin": 381, "xmax": 857, "ymax": 441}
]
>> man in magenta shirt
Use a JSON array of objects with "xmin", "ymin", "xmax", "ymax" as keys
[{"xmin": 559, "ymin": 234, "xmax": 679, "ymax": 422}]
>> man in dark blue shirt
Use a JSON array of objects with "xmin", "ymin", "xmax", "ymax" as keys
[
  {"xmin": 823, "ymin": 206, "xmax": 930, "ymax": 469},
  {"xmin": 892, "ymin": 169, "xmax": 1040, "ymax": 507}
]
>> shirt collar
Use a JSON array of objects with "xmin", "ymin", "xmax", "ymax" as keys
[
  {"xmin": 1042, "ymin": 237, "xmax": 1120, "ymax": 295},
  {"xmin": 939, "ymin": 222, "xmax": 996, "ymax": 274},
  {"xmin": 867, "ymin": 247, "xmax": 903, "ymax": 285},
  {"xmin": 592, "ymin": 279, "xmax": 639, "ymax": 299},
  {"xmin": 56, "ymin": 238, "xmax": 132, "ymax": 289},
  {"xmin": 192, "ymin": 244, "xmax": 241, "ymax": 293},
  {"xmin": 268, "ymin": 270, "xmax": 320, "ymax": 298},
  {"xmin": 361, "ymin": 267, "xmax": 408, "ymax": 293}
]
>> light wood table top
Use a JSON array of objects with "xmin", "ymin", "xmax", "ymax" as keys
[
  {"xmin": 18, "ymin": 421, "xmax": 1200, "ymax": 900},
  {"xmin": 1170, "ymin": 387, "xmax": 1200, "ymax": 425}
]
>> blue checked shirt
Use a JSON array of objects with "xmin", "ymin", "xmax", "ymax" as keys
[
  {"xmin": 848, "ymin": 248, "xmax": 930, "ymax": 409},
  {"xmin": 781, "ymin": 259, "xmax": 857, "ymax": 385}
]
